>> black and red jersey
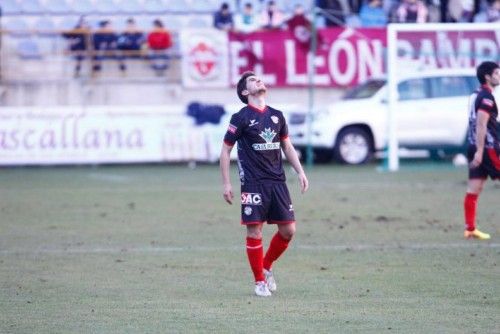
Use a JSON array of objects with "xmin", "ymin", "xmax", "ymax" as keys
[
  {"xmin": 223, "ymin": 104, "xmax": 289, "ymax": 185},
  {"xmin": 467, "ymin": 85, "xmax": 499, "ymax": 149}
]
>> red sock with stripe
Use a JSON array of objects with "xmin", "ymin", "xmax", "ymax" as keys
[
  {"xmin": 246, "ymin": 237, "xmax": 264, "ymax": 282},
  {"xmin": 263, "ymin": 232, "xmax": 291, "ymax": 271},
  {"xmin": 464, "ymin": 193, "xmax": 478, "ymax": 232}
]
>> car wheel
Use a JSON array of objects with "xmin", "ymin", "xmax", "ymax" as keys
[{"xmin": 334, "ymin": 127, "xmax": 372, "ymax": 165}]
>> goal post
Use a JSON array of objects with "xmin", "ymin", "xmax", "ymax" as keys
[{"xmin": 386, "ymin": 23, "xmax": 500, "ymax": 171}]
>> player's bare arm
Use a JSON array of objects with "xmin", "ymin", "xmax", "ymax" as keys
[
  {"xmin": 220, "ymin": 142, "xmax": 234, "ymax": 204},
  {"xmin": 471, "ymin": 110, "xmax": 489, "ymax": 168},
  {"xmin": 281, "ymin": 137, "xmax": 309, "ymax": 193}
]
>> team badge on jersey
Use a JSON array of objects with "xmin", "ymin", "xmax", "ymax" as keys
[
  {"xmin": 249, "ymin": 119, "xmax": 259, "ymax": 127},
  {"xmin": 271, "ymin": 116, "xmax": 279, "ymax": 124}
]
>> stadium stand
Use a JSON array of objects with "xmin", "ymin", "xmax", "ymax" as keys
[
  {"xmin": 20, "ymin": 0, "xmax": 46, "ymax": 15},
  {"xmin": 45, "ymin": 0, "xmax": 72, "ymax": 15},
  {"xmin": 1, "ymin": 0, "xmax": 23, "ymax": 15}
]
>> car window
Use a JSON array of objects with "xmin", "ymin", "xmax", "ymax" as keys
[
  {"xmin": 428, "ymin": 76, "xmax": 474, "ymax": 98},
  {"xmin": 398, "ymin": 78, "xmax": 428, "ymax": 101},
  {"xmin": 343, "ymin": 79, "xmax": 385, "ymax": 100}
]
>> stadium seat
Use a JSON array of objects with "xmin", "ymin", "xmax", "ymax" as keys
[
  {"xmin": 3, "ymin": 18, "xmax": 31, "ymax": 37},
  {"xmin": 144, "ymin": 0, "xmax": 166, "ymax": 14},
  {"xmin": 186, "ymin": 18, "xmax": 210, "ymax": 28},
  {"xmin": 163, "ymin": 17, "xmax": 183, "ymax": 31},
  {"xmin": 34, "ymin": 17, "xmax": 57, "ymax": 36},
  {"xmin": 70, "ymin": 0, "xmax": 94, "ymax": 15},
  {"xmin": 45, "ymin": 0, "xmax": 72, "ymax": 14},
  {"xmin": 189, "ymin": 0, "xmax": 219, "ymax": 13},
  {"xmin": 1, "ymin": 0, "xmax": 23, "ymax": 15},
  {"xmin": 20, "ymin": 0, "xmax": 45, "ymax": 14},
  {"xmin": 118, "ymin": 0, "xmax": 144, "ymax": 15},
  {"xmin": 165, "ymin": 0, "xmax": 189, "ymax": 13},
  {"xmin": 58, "ymin": 16, "xmax": 82, "ymax": 31},
  {"xmin": 94, "ymin": 0, "xmax": 118, "ymax": 14},
  {"xmin": 17, "ymin": 39, "xmax": 43, "ymax": 59}
]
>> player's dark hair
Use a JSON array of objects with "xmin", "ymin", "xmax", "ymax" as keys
[
  {"xmin": 477, "ymin": 61, "xmax": 499, "ymax": 85},
  {"xmin": 237, "ymin": 71, "xmax": 255, "ymax": 104}
]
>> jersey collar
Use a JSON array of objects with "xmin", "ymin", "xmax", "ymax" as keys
[
  {"xmin": 481, "ymin": 84, "xmax": 493, "ymax": 93},
  {"xmin": 248, "ymin": 103, "xmax": 267, "ymax": 114}
]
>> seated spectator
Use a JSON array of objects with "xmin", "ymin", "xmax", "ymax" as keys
[
  {"xmin": 486, "ymin": 0, "xmax": 500, "ymax": 22},
  {"xmin": 317, "ymin": 0, "xmax": 346, "ymax": 26},
  {"xmin": 117, "ymin": 18, "xmax": 145, "ymax": 72},
  {"xmin": 92, "ymin": 20, "xmax": 119, "ymax": 74},
  {"xmin": 259, "ymin": 0, "xmax": 285, "ymax": 30},
  {"xmin": 447, "ymin": 0, "xmax": 475, "ymax": 22},
  {"xmin": 213, "ymin": 2, "xmax": 234, "ymax": 31},
  {"xmin": 147, "ymin": 19, "xmax": 173, "ymax": 76},
  {"xmin": 234, "ymin": 2, "xmax": 260, "ymax": 33},
  {"xmin": 62, "ymin": 16, "xmax": 90, "ymax": 77},
  {"xmin": 395, "ymin": 0, "xmax": 429, "ymax": 23},
  {"xmin": 359, "ymin": 0, "xmax": 388, "ymax": 26}
]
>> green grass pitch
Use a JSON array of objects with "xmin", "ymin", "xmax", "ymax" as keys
[{"xmin": 0, "ymin": 163, "xmax": 498, "ymax": 333}]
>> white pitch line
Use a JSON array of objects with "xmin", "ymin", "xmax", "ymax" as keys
[{"xmin": 0, "ymin": 243, "xmax": 499, "ymax": 255}]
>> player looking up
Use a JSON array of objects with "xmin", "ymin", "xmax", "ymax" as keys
[
  {"xmin": 220, "ymin": 71, "xmax": 309, "ymax": 296},
  {"xmin": 463, "ymin": 61, "xmax": 500, "ymax": 240}
]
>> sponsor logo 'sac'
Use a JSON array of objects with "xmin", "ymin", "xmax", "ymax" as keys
[{"xmin": 241, "ymin": 192, "xmax": 262, "ymax": 205}]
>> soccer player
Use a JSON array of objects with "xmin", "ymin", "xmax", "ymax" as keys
[
  {"xmin": 463, "ymin": 61, "xmax": 500, "ymax": 240},
  {"xmin": 220, "ymin": 71, "xmax": 309, "ymax": 296}
]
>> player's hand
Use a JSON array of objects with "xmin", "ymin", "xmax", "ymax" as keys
[
  {"xmin": 470, "ymin": 151, "xmax": 482, "ymax": 168},
  {"xmin": 298, "ymin": 173, "xmax": 309, "ymax": 194},
  {"xmin": 223, "ymin": 184, "xmax": 234, "ymax": 204}
]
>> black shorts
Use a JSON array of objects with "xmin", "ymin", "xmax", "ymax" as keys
[
  {"xmin": 240, "ymin": 182, "xmax": 295, "ymax": 225},
  {"xmin": 467, "ymin": 145, "xmax": 500, "ymax": 180}
]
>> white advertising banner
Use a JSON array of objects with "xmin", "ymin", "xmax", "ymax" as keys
[
  {"xmin": 0, "ymin": 106, "xmax": 225, "ymax": 165},
  {"xmin": 180, "ymin": 29, "xmax": 230, "ymax": 88}
]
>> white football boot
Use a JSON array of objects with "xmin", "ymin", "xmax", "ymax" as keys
[
  {"xmin": 254, "ymin": 281, "xmax": 272, "ymax": 297},
  {"xmin": 264, "ymin": 269, "xmax": 277, "ymax": 292}
]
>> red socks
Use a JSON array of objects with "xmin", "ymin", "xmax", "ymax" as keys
[
  {"xmin": 263, "ymin": 232, "xmax": 291, "ymax": 271},
  {"xmin": 464, "ymin": 193, "xmax": 478, "ymax": 231},
  {"xmin": 246, "ymin": 237, "xmax": 264, "ymax": 282}
]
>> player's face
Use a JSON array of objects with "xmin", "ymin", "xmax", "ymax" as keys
[
  {"xmin": 488, "ymin": 68, "xmax": 500, "ymax": 87},
  {"xmin": 245, "ymin": 75, "xmax": 267, "ymax": 95}
]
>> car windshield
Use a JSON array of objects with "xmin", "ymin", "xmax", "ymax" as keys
[{"xmin": 343, "ymin": 79, "xmax": 385, "ymax": 100}]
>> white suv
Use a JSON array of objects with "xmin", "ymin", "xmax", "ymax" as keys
[{"xmin": 289, "ymin": 71, "xmax": 484, "ymax": 165}]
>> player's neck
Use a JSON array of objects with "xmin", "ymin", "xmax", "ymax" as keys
[{"xmin": 248, "ymin": 95, "xmax": 266, "ymax": 110}]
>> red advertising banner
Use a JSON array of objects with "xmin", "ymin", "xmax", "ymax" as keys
[
  {"xmin": 395, "ymin": 29, "xmax": 499, "ymax": 71},
  {"xmin": 229, "ymin": 28, "xmax": 387, "ymax": 87},
  {"xmin": 228, "ymin": 26, "xmax": 499, "ymax": 88}
]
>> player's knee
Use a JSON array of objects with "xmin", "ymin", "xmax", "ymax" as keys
[{"xmin": 279, "ymin": 225, "xmax": 295, "ymax": 240}]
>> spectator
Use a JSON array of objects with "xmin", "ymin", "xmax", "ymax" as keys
[
  {"xmin": 359, "ymin": 0, "xmax": 388, "ymax": 26},
  {"xmin": 316, "ymin": 0, "xmax": 346, "ymax": 26},
  {"xmin": 395, "ymin": 0, "xmax": 429, "ymax": 23},
  {"xmin": 117, "ymin": 18, "xmax": 145, "ymax": 72},
  {"xmin": 213, "ymin": 2, "xmax": 234, "ymax": 31},
  {"xmin": 259, "ymin": 0, "xmax": 285, "ymax": 30},
  {"xmin": 92, "ymin": 20, "xmax": 119, "ymax": 74},
  {"xmin": 285, "ymin": 4, "xmax": 313, "ymax": 50},
  {"xmin": 447, "ymin": 0, "xmax": 475, "ymax": 22},
  {"xmin": 486, "ymin": 0, "xmax": 500, "ymax": 21},
  {"xmin": 147, "ymin": 19, "xmax": 173, "ymax": 76},
  {"xmin": 234, "ymin": 2, "xmax": 260, "ymax": 33},
  {"xmin": 62, "ymin": 16, "xmax": 90, "ymax": 77}
]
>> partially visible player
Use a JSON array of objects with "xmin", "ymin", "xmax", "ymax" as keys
[
  {"xmin": 220, "ymin": 71, "xmax": 309, "ymax": 296},
  {"xmin": 463, "ymin": 61, "xmax": 500, "ymax": 240}
]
